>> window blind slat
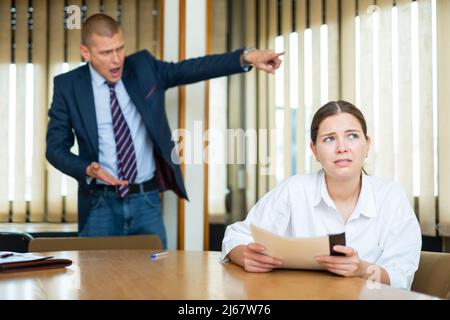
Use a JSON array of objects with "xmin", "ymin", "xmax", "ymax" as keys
[
  {"xmin": 29, "ymin": 0, "xmax": 48, "ymax": 222},
  {"xmin": 310, "ymin": 0, "xmax": 322, "ymax": 174},
  {"xmin": 257, "ymin": 0, "xmax": 269, "ymax": 198},
  {"xmin": 103, "ymin": 0, "xmax": 119, "ymax": 21},
  {"xmin": 377, "ymin": 0, "xmax": 395, "ymax": 180},
  {"xmin": 416, "ymin": 0, "xmax": 436, "ymax": 236},
  {"xmin": 183, "ymin": 0, "xmax": 206, "ymax": 250},
  {"xmin": 208, "ymin": 0, "xmax": 227, "ymax": 215},
  {"xmin": 359, "ymin": 0, "xmax": 375, "ymax": 175},
  {"xmin": 161, "ymin": 0, "xmax": 180, "ymax": 250},
  {"xmin": 281, "ymin": 0, "xmax": 292, "ymax": 180},
  {"xmin": 311, "ymin": 0, "xmax": 321, "ymax": 112},
  {"xmin": 46, "ymin": 0, "xmax": 66, "ymax": 222},
  {"xmin": 65, "ymin": 0, "xmax": 83, "ymax": 223},
  {"xmin": 138, "ymin": 0, "xmax": 153, "ymax": 51},
  {"xmin": 245, "ymin": 0, "xmax": 258, "ymax": 209},
  {"xmin": 122, "ymin": 0, "xmax": 138, "ymax": 55},
  {"xmin": 268, "ymin": 0, "xmax": 277, "ymax": 189},
  {"xmin": 156, "ymin": 0, "xmax": 164, "ymax": 59},
  {"xmin": 437, "ymin": 0, "xmax": 450, "ymax": 236},
  {"xmin": 296, "ymin": 0, "xmax": 306, "ymax": 175},
  {"xmin": 397, "ymin": 0, "xmax": 414, "ymax": 204},
  {"xmin": 227, "ymin": 0, "xmax": 244, "ymax": 223},
  {"xmin": 86, "ymin": 0, "xmax": 101, "ymax": 17},
  {"xmin": 0, "ymin": 0, "xmax": 11, "ymax": 222},
  {"xmin": 153, "ymin": 0, "xmax": 166, "ymax": 59},
  {"xmin": 327, "ymin": 0, "xmax": 340, "ymax": 101},
  {"xmin": 341, "ymin": 0, "xmax": 356, "ymax": 103},
  {"xmin": 68, "ymin": 0, "xmax": 82, "ymax": 65},
  {"xmin": 138, "ymin": 0, "xmax": 158, "ymax": 56},
  {"xmin": 12, "ymin": 0, "xmax": 29, "ymax": 222},
  {"xmin": 13, "ymin": 58, "xmax": 26, "ymax": 217}
]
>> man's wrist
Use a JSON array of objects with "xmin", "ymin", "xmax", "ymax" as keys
[{"xmin": 242, "ymin": 47, "xmax": 257, "ymax": 65}]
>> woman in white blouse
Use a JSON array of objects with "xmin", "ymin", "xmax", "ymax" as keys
[{"xmin": 222, "ymin": 100, "xmax": 421, "ymax": 289}]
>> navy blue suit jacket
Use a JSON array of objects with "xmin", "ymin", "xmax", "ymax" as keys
[{"xmin": 46, "ymin": 48, "xmax": 247, "ymax": 231}]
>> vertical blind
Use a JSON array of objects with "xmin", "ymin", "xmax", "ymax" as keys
[
  {"xmin": 238, "ymin": 0, "xmax": 448, "ymax": 237},
  {"xmin": 437, "ymin": 0, "xmax": 450, "ymax": 236},
  {"xmin": 0, "ymin": 0, "xmax": 162, "ymax": 224},
  {"xmin": 208, "ymin": 0, "xmax": 228, "ymax": 216}
]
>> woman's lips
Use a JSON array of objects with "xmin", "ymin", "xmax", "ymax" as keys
[{"xmin": 334, "ymin": 159, "xmax": 352, "ymax": 167}]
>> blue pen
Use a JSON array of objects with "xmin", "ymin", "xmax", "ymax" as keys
[
  {"xmin": 150, "ymin": 252, "xmax": 168, "ymax": 260},
  {"xmin": 0, "ymin": 253, "xmax": 14, "ymax": 259}
]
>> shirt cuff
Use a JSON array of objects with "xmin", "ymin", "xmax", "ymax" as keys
[
  {"xmin": 86, "ymin": 176, "xmax": 93, "ymax": 185},
  {"xmin": 220, "ymin": 237, "xmax": 252, "ymax": 263},
  {"xmin": 382, "ymin": 264, "xmax": 411, "ymax": 289},
  {"xmin": 240, "ymin": 47, "xmax": 255, "ymax": 72},
  {"xmin": 241, "ymin": 64, "xmax": 252, "ymax": 72}
]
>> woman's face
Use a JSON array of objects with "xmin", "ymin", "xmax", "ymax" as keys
[{"xmin": 310, "ymin": 112, "xmax": 371, "ymax": 181}]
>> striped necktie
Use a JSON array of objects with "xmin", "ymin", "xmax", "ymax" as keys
[{"xmin": 107, "ymin": 82, "xmax": 138, "ymax": 197}]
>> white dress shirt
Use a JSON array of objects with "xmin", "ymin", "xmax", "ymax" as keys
[
  {"xmin": 89, "ymin": 63, "xmax": 155, "ymax": 184},
  {"xmin": 221, "ymin": 169, "xmax": 422, "ymax": 289}
]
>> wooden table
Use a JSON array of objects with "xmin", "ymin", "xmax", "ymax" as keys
[{"xmin": 0, "ymin": 250, "xmax": 439, "ymax": 300}]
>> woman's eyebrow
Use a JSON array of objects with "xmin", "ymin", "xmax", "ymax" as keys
[
  {"xmin": 319, "ymin": 131, "xmax": 335, "ymax": 138},
  {"xmin": 319, "ymin": 129, "xmax": 362, "ymax": 137},
  {"xmin": 345, "ymin": 129, "xmax": 362, "ymax": 133}
]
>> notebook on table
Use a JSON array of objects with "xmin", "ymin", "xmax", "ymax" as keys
[{"xmin": 0, "ymin": 251, "xmax": 72, "ymax": 273}]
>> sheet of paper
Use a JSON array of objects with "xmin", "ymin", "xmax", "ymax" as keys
[
  {"xmin": 0, "ymin": 252, "xmax": 52, "ymax": 264},
  {"xmin": 250, "ymin": 224, "xmax": 331, "ymax": 270}
]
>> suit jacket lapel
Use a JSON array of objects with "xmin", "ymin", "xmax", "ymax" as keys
[
  {"xmin": 121, "ymin": 63, "xmax": 154, "ymax": 132},
  {"xmin": 75, "ymin": 65, "xmax": 99, "ymax": 157}
]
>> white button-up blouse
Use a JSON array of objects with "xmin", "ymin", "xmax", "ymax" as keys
[{"xmin": 221, "ymin": 170, "xmax": 422, "ymax": 289}]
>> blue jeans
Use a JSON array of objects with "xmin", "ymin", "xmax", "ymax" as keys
[{"xmin": 79, "ymin": 188, "xmax": 167, "ymax": 249}]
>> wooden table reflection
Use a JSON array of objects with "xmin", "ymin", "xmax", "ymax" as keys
[{"xmin": 0, "ymin": 250, "xmax": 438, "ymax": 300}]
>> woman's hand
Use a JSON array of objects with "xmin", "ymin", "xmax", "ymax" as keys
[
  {"xmin": 314, "ymin": 245, "xmax": 371, "ymax": 278},
  {"xmin": 229, "ymin": 243, "xmax": 283, "ymax": 273}
]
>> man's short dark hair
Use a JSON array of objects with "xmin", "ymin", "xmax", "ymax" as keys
[{"xmin": 81, "ymin": 14, "xmax": 121, "ymax": 46}]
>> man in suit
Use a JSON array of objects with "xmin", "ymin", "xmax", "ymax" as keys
[{"xmin": 46, "ymin": 14, "xmax": 283, "ymax": 248}]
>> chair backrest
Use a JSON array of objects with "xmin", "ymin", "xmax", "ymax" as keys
[
  {"xmin": 0, "ymin": 232, "xmax": 33, "ymax": 253},
  {"xmin": 411, "ymin": 251, "xmax": 450, "ymax": 299},
  {"xmin": 28, "ymin": 234, "xmax": 163, "ymax": 252}
]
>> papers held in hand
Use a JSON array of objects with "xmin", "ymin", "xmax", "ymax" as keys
[
  {"xmin": 250, "ymin": 224, "xmax": 346, "ymax": 270},
  {"xmin": 0, "ymin": 251, "xmax": 72, "ymax": 273}
]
